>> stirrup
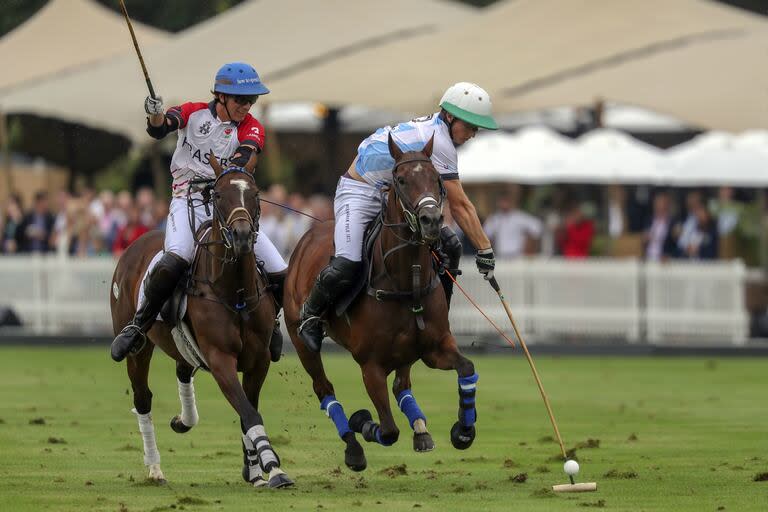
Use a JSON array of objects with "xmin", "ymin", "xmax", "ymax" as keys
[
  {"xmin": 297, "ymin": 315, "xmax": 323, "ymax": 334},
  {"xmin": 120, "ymin": 324, "xmax": 148, "ymax": 355}
]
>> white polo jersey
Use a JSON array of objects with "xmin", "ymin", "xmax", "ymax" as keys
[
  {"xmin": 165, "ymin": 101, "xmax": 265, "ymax": 197},
  {"xmin": 355, "ymin": 113, "xmax": 458, "ymax": 189}
]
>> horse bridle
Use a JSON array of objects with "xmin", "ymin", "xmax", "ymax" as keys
[
  {"xmin": 188, "ymin": 167, "xmax": 260, "ymax": 259},
  {"xmin": 389, "ymin": 156, "xmax": 447, "ymax": 241},
  {"xmin": 210, "ymin": 167, "xmax": 260, "ymax": 251}
]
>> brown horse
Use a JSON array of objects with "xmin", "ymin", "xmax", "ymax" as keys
[
  {"xmin": 110, "ymin": 159, "xmax": 293, "ymax": 488},
  {"xmin": 284, "ymin": 134, "xmax": 479, "ymax": 471}
]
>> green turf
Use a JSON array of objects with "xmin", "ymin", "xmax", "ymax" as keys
[{"xmin": 0, "ymin": 347, "xmax": 766, "ymax": 511}]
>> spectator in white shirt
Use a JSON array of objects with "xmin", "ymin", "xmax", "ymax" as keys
[{"xmin": 483, "ymin": 194, "xmax": 542, "ymax": 258}]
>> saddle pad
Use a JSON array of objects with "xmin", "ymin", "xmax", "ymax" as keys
[{"xmin": 137, "ymin": 251, "xmax": 207, "ymax": 371}]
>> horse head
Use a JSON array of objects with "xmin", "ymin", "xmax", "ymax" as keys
[
  {"xmin": 387, "ymin": 133, "xmax": 445, "ymax": 243},
  {"xmin": 209, "ymin": 154, "xmax": 261, "ymax": 259}
]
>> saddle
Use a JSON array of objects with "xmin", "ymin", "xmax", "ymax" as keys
[{"xmin": 333, "ymin": 215, "xmax": 442, "ymax": 329}]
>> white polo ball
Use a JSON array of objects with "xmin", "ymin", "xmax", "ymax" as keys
[{"xmin": 564, "ymin": 459, "xmax": 580, "ymax": 476}]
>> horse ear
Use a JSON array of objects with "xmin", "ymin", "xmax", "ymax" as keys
[
  {"xmin": 209, "ymin": 154, "xmax": 223, "ymax": 177},
  {"xmin": 388, "ymin": 132, "xmax": 403, "ymax": 161},
  {"xmin": 244, "ymin": 150, "xmax": 258, "ymax": 173},
  {"xmin": 422, "ymin": 134, "xmax": 435, "ymax": 158}
]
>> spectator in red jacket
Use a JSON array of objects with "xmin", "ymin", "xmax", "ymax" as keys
[
  {"xmin": 112, "ymin": 205, "xmax": 149, "ymax": 257},
  {"xmin": 558, "ymin": 202, "xmax": 594, "ymax": 258}
]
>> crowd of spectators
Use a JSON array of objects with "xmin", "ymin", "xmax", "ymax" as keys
[
  {"xmin": 0, "ymin": 183, "xmax": 755, "ymax": 263},
  {"xmin": 474, "ymin": 185, "xmax": 751, "ymax": 261},
  {"xmin": 0, "ymin": 185, "xmax": 333, "ymax": 259}
]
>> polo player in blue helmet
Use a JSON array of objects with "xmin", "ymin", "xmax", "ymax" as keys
[{"xmin": 111, "ymin": 62, "xmax": 288, "ymax": 363}]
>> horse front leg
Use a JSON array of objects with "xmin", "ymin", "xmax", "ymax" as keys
[
  {"xmin": 392, "ymin": 365, "xmax": 434, "ymax": 452},
  {"xmin": 349, "ymin": 362, "xmax": 399, "ymax": 447},
  {"xmin": 126, "ymin": 344, "xmax": 166, "ymax": 482},
  {"xmin": 240, "ymin": 360, "xmax": 271, "ymax": 488},
  {"xmin": 422, "ymin": 334, "xmax": 478, "ymax": 450},
  {"xmin": 207, "ymin": 349, "xmax": 293, "ymax": 489},
  {"xmin": 170, "ymin": 360, "xmax": 199, "ymax": 434}
]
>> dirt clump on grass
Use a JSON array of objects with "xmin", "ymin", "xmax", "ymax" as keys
[
  {"xmin": 753, "ymin": 472, "xmax": 768, "ymax": 482},
  {"xmin": 627, "ymin": 433, "xmax": 638, "ymax": 441},
  {"xmin": 47, "ymin": 437, "xmax": 66, "ymax": 444},
  {"xmin": 538, "ymin": 435, "xmax": 555, "ymax": 443},
  {"xmin": 603, "ymin": 469, "xmax": 638, "ymax": 479},
  {"xmin": 509, "ymin": 473, "xmax": 528, "ymax": 483},
  {"xmin": 531, "ymin": 487, "xmax": 556, "ymax": 498},
  {"xmin": 178, "ymin": 496, "xmax": 209, "ymax": 505},
  {"xmin": 535, "ymin": 465, "xmax": 550, "ymax": 473},
  {"xmin": 572, "ymin": 438, "xmax": 600, "ymax": 450},
  {"xmin": 503, "ymin": 458, "xmax": 519, "ymax": 468},
  {"xmin": 380, "ymin": 464, "xmax": 408, "ymax": 478},
  {"xmin": 29, "ymin": 418, "xmax": 46, "ymax": 425},
  {"xmin": 578, "ymin": 499, "xmax": 606, "ymax": 508}
]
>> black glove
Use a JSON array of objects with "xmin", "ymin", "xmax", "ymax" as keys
[{"xmin": 475, "ymin": 248, "xmax": 495, "ymax": 280}]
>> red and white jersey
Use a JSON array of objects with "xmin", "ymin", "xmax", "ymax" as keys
[{"xmin": 165, "ymin": 101, "xmax": 265, "ymax": 197}]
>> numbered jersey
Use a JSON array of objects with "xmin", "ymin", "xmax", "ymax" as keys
[
  {"xmin": 355, "ymin": 112, "xmax": 458, "ymax": 189},
  {"xmin": 165, "ymin": 101, "xmax": 265, "ymax": 197}
]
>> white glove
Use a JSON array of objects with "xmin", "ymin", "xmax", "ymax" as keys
[{"xmin": 144, "ymin": 95, "xmax": 164, "ymax": 115}]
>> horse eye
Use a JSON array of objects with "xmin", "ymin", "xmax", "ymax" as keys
[{"xmin": 397, "ymin": 176, "xmax": 406, "ymax": 186}]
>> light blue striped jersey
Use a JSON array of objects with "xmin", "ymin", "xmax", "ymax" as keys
[{"xmin": 355, "ymin": 113, "xmax": 458, "ymax": 189}]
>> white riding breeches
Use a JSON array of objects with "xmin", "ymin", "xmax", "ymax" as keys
[
  {"xmin": 333, "ymin": 177, "xmax": 382, "ymax": 262},
  {"xmin": 165, "ymin": 197, "xmax": 287, "ymax": 272}
]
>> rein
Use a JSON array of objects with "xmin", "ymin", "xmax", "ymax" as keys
[
  {"xmin": 184, "ymin": 169, "xmax": 264, "ymax": 316},
  {"xmin": 367, "ymin": 156, "xmax": 445, "ymax": 329}
]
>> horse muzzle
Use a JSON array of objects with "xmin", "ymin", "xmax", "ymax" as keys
[
  {"xmin": 418, "ymin": 207, "xmax": 442, "ymax": 243},
  {"xmin": 230, "ymin": 221, "xmax": 255, "ymax": 258}
]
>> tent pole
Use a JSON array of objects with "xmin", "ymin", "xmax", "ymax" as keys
[{"xmin": 0, "ymin": 108, "xmax": 13, "ymax": 201}]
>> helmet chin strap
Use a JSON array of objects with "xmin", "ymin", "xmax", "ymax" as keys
[
  {"xmin": 439, "ymin": 110, "xmax": 460, "ymax": 148},
  {"xmin": 218, "ymin": 94, "xmax": 235, "ymax": 123}
]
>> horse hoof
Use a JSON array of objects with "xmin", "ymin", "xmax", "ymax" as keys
[
  {"xmin": 348, "ymin": 409, "xmax": 373, "ymax": 433},
  {"xmin": 170, "ymin": 415, "xmax": 192, "ymax": 434},
  {"xmin": 147, "ymin": 464, "xmax": 166, "ymax": 483},
  {"xmin": 450, "ymin": 421, "xmax": 476, "ymax": 450},
  {"xmin": 343, "ymin": 433, "xmax": 367, "ymax": 472},
  {"xmin": 413, "ymin": 432, "xmax": 435, "ymax": 452},
  {"xmin": 267, "ymin": 468, "xmax": 294, "ymax": 489}
]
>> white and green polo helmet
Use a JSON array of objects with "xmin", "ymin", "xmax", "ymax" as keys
[{"xmin": 439, "ymin": 82, "xmax": 498, "ymax": 130}]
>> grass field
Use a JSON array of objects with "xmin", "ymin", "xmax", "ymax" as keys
[{"xmin": 0, "ymin": 347, "xmax": 766, "ymax": 511}]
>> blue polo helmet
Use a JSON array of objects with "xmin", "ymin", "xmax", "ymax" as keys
[{"xmin": 213, "ymin": 62, "xmax": 270, "ymax": 96}]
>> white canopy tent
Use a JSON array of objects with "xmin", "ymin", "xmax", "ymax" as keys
[
  {"xmin": 458, "ymin": 127, "xmax": 577, "ymax": 184},
  {"xmin": 0, "ymin": 0, "xmax": 168, "ymax": 94},
  {"xmin": 263, "ymin": 0, "xmax": 768, "ymax": 132},
  {"xmin": 564, "ymin": 129, "xmax": 667, "ymax": 185},
  {"xmin": 0, "ymin": 0, "xmax": 475, "ymax": 142},
  {"xmin": 668, "ymin": 132, "xmax": 768, "ymax": 187},
  {"xmin": 458, "ymin": 128, "xmax": 768, "ymax": 187}
]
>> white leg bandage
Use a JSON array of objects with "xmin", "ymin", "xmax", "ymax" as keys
[
  {"xmin": 133, "ymin": 408, "xmax": 161, "ymax": 466},
  {"xmin": 177, "ymin": 378, "xmax": 199, "ymax": 427},
  {"xmin": 244, "ymin": 425, "xmax": 279, "ymax": 471}
]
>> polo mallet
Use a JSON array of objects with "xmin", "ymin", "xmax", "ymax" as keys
[
  {"xmin": 488, "ymin": 276, "xmax": 597, "ymax": 493},
  {"xmin": 118, "ymin": 0, "xmax": 157, "ymax": 99}
]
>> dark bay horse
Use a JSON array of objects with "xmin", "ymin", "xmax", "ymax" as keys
[
  {"xmin": 110, "ymin": 158, "xmax": 293, "ymax": 488},
  {"xmin": 284, "ymin": 134, "xmax": 479, "ymax": 471}
]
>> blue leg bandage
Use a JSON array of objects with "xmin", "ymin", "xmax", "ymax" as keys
[
  {"xmin": 458, "ymin": 373, "xmax": 479, "ymax": 427},
  {"xmin": 320, "ymin": 395, "xmax": 351, "ymax": 438},
  {"xmin": 396, "ymin": 389, "xmax": 426, "ymax": 429}
]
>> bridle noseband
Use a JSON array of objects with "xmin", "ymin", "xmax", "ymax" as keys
[
  {"xmin": 211, "ymin": 167, "xmax": 260, "ymax": 252},
  {"xmin": 389, "ymin": 156, "xmax": 447, "ymax": 240}
]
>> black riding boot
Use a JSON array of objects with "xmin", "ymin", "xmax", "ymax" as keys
[
  {"xmin": 298, "ymin": 256, "xmax": 362, "ymax": 353},
  {"xmin": 438, "ymin": 226, "xmax": 463, "ymax": 310},
  {"xmin": 267, "ymin": 271, "xmax": 287, "ymax": 363},
  {"xmin": 111, "ymin": 252, "xmax": 188, "ymax": 362}
]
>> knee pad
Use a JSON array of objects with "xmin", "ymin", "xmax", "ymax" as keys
[
  {"xmin": 318, "ymin": 256, "xmax": 362, "ymax": 291},
  {"xmin": 440, "ymin": 226, "xmax": 462, "ymax": 269}
]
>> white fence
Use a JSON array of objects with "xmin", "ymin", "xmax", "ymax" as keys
[{"xmin": 0, "ymin": 255, "xmax": 749, "ymax": 345}]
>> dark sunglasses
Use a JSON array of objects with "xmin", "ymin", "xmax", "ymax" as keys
[{"xmin": 231, "ymin": 94, "xmax": 258, "ymax": 105}]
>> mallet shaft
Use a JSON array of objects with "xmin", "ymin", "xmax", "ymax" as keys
[
  {"xmin": 118, "ymin": 0, "xmax": 156, "ymax": 99},
  {"xmin": 489, "ymin": 277, "xmax": 567, "ymax": 459}
]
